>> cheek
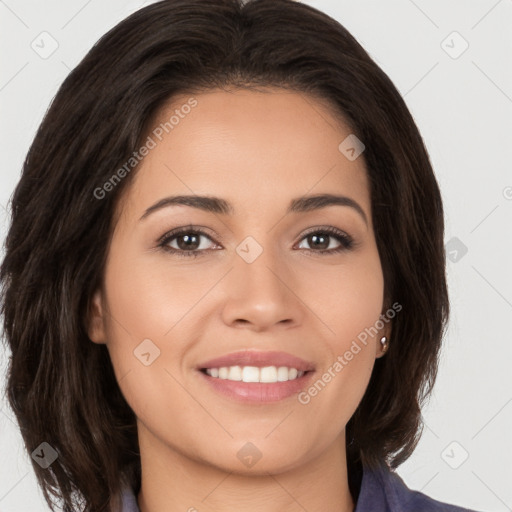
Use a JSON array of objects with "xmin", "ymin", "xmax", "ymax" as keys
[
  {"xmin": 303, "ymin": 246, "xmax": 385, "ymax": 343},
  {"xmin": 296, "ymin": 248, "xmax": 383, "ymax": 414},
  {"xmin": 100, "ymin": 244, "xmax": 222, "ymax": 424},
  {"xmin": 102, "ymin": 241, "xmax": 215, "ymax": 352}
]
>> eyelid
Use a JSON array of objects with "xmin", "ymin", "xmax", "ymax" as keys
[{"xmin": 156, "ymin": 224, "xmax": 218, "ymax": 245}]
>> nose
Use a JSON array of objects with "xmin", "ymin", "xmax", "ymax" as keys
[{"xmin": 220, "ymin": 244, "xmax": 305, "ymax": 332}]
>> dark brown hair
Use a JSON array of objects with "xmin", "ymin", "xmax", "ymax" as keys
[{"xmin": 0, "ymin": 0, "xmax": 448, "ymax": 510}]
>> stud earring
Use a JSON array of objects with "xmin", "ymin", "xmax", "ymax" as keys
[{"xmin": 380, "ymin": 336, "xmax": 389, "ymax": 353}]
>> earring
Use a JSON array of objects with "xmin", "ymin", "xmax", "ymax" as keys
[{"xmin": 380, "ymin": 336, "xmax": 389, "ymax": 354}]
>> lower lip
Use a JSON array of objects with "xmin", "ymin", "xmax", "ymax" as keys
[{"xmin": 197, "ymin": 370, "xmax": 315, "ymax": 403}]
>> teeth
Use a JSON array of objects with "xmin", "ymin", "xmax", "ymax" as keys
[
  {"xmin": 242, "ymin": 366, "xmax": 259, "ymax": 382},
  {"xmin": 204, "ymin": 366, "xmax": 305, "ymax": 383},
  {"xmin": 229, "ymin": 366, "xmax": 243, "ymax": 381}
]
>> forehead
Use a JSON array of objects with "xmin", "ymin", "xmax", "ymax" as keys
[{"xmin": 119, "ymin": 88, "xmax": 370, "ymax": 220}]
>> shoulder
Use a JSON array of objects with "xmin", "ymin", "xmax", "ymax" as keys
[
  {"xmin": 357, "ymin": 461, "xmax": 483, "ymax": 512},
  {"xmin": 119, "ymin": 484, "xmax": 140, "ymax": 512}
]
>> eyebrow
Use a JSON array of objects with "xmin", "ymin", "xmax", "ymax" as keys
[{"xmin": 139, "ymin": 193, "xmax": 368, "ymax": 225}]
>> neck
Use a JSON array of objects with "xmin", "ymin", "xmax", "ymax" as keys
[{"xmin": 136, "ymin": 422, "xmax": 355, "ymax": 512}]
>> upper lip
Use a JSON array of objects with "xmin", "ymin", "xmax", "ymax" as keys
[{"xmin": 197, "ymin": 350, "xmax": 316, "ymax": 372}]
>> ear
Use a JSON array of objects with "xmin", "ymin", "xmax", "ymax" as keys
[{"xmin": 87, "ymin": 288, "xmax": 108, "ymax": 344}]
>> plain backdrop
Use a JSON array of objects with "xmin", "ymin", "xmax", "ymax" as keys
[{"xmin": 1, "ymin": 0, "xmax": 511, "ymax": 511}]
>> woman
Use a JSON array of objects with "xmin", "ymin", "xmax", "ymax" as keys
[{"xmin": 0, "ymin": 0, "xmax": 482, "ymax": 511}]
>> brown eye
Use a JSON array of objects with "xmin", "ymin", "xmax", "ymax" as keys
[
  {"xmin": 296, "ymin": 227, "xmax": 354, "ymax": 254},
  {"xmin": 173, "ymin": 233, "xmax": 201, "ymax": 251},
  {"xmin": 158, "ymin": 227, "xmax": 218, "ymax": 258}
]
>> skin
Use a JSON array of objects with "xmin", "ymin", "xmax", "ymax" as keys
[{"xmin": 88, "ymin": 88, "xmax": 390, "ymax": 512}]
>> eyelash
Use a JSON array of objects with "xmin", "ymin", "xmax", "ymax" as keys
[{"xmin": 157, "ymin": 225, "xmax": 355, "ymax": 259}]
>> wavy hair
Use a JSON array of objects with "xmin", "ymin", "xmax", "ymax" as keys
[{"xmin": 0, "ymin": 0, "xmax": 449, "ymax": 510}]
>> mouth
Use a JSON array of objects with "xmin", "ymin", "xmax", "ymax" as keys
[{"xmin": 195, "ymin": 350, "xmax": 316, "ymax": 403}]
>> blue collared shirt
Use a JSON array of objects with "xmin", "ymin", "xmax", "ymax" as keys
[{"xmin": 118, "ymin": 461, "xmax": 481, "ymax": 511}]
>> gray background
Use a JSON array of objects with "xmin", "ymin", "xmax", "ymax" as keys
[{"xmin": 1, "ymin": 0, "xmax": 511, "ymax": 510}]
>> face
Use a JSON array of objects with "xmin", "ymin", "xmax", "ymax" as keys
[{"xmin": 88, "ymin": 88, "xmax": 389, "ymax": 475}]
